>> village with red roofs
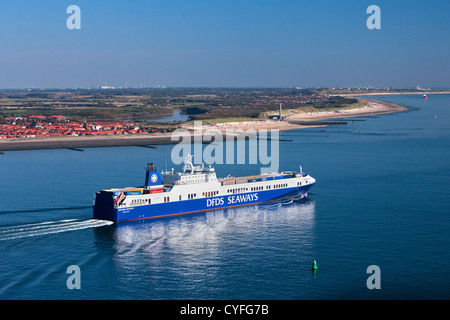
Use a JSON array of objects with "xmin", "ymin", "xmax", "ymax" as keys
[{"xmin": 0, "ymin": 115, "xmax": 161, "ymax": 139}]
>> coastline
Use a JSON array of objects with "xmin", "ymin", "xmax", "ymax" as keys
[
  {"xmin": 0, "ymin": 97, "xmax": 409, "ymax": 151},
  {"xmin": 191, "ymin": 97, "xmax": 409, "ymax": 133},
  {"xmin": 337, "ymin": 90, "xmax": 450, "ymax": 97}
]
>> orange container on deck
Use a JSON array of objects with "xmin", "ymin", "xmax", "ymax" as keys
[{"xmin": 149, "ymin": 188, "xmax": 164, "ymax": 194}]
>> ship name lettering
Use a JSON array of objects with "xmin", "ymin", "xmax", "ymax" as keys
[
  {"xmin": 207, "ymin": 197, "xmax": 224, "ymax": 207},
  {"xmin": 228, "ymin": 193, "xmax": 258, "ymax": 205}
]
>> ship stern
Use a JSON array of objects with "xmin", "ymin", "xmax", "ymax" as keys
[{"xmin": 93, "ymin": 191, "xmax": 118, "ymax": 222}]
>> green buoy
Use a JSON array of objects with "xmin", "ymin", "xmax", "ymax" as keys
[{"xmin": 312, "ymin": 260, "xmax": 318, "ymax": 270}]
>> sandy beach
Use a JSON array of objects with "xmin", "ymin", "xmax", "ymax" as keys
[
  {"xmin": 285, "ymin": 97, "xmax": 408, "ymax": 123},
  {"xmin": 188, "ymin": 97, "xmax": 408, "ymax": 133},
  {"xmin": 0, "ymin": 97, "xmax": 408, "ymax": 151}
]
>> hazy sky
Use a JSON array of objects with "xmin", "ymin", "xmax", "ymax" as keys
[{"xmin": 0, "ymin": 0, "xmax": 449, "ymax": 88}]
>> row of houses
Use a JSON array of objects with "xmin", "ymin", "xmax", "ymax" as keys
[{"xmin": 0, "ymin": 116, "xmax": 160, "ymax": 139}]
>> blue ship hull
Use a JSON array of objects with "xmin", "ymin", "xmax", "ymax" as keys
[{"xmin": 94, "ymin": 184, "xmax": 314, "ymax": 222}]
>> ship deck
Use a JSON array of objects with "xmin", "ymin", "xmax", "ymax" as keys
[{"xmin": 218, "ymin": 171, "xmax": 296, "ymax": 184}]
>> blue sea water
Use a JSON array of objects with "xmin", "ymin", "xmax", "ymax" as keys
[{"xmin": 0, "ymin": 94, "xmax": 449, "ymax": 300}]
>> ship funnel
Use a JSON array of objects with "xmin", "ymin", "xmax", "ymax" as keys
[{"xmin": 145, "ymin": 163, "xmax": 164, "ymax": 187}]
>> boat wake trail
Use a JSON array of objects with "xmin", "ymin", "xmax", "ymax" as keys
[
  {"xmin": 0, "ymin": 219, "xmax": 113, "ymax": 241},
  {"xmin": 0, "ymin": 206, "xmax": 92, "ymax": 215},
  {"xmin": 257, "ymin": 195, "xmax": 304, "ymax": 210}
]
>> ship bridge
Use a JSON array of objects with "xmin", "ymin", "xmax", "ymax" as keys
[{"xmin": 161, "ymin": 154, "xmax": 218, "ymax": 186}]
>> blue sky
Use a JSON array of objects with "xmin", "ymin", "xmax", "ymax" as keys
[{"xmin": 0, "ymin": 0, "xmax": 449, "ymax": 88}]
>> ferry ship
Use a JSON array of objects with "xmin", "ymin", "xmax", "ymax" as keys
[{"xmin": 93, "ymin": 155, "xmax": 316, "ymax": 222}]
